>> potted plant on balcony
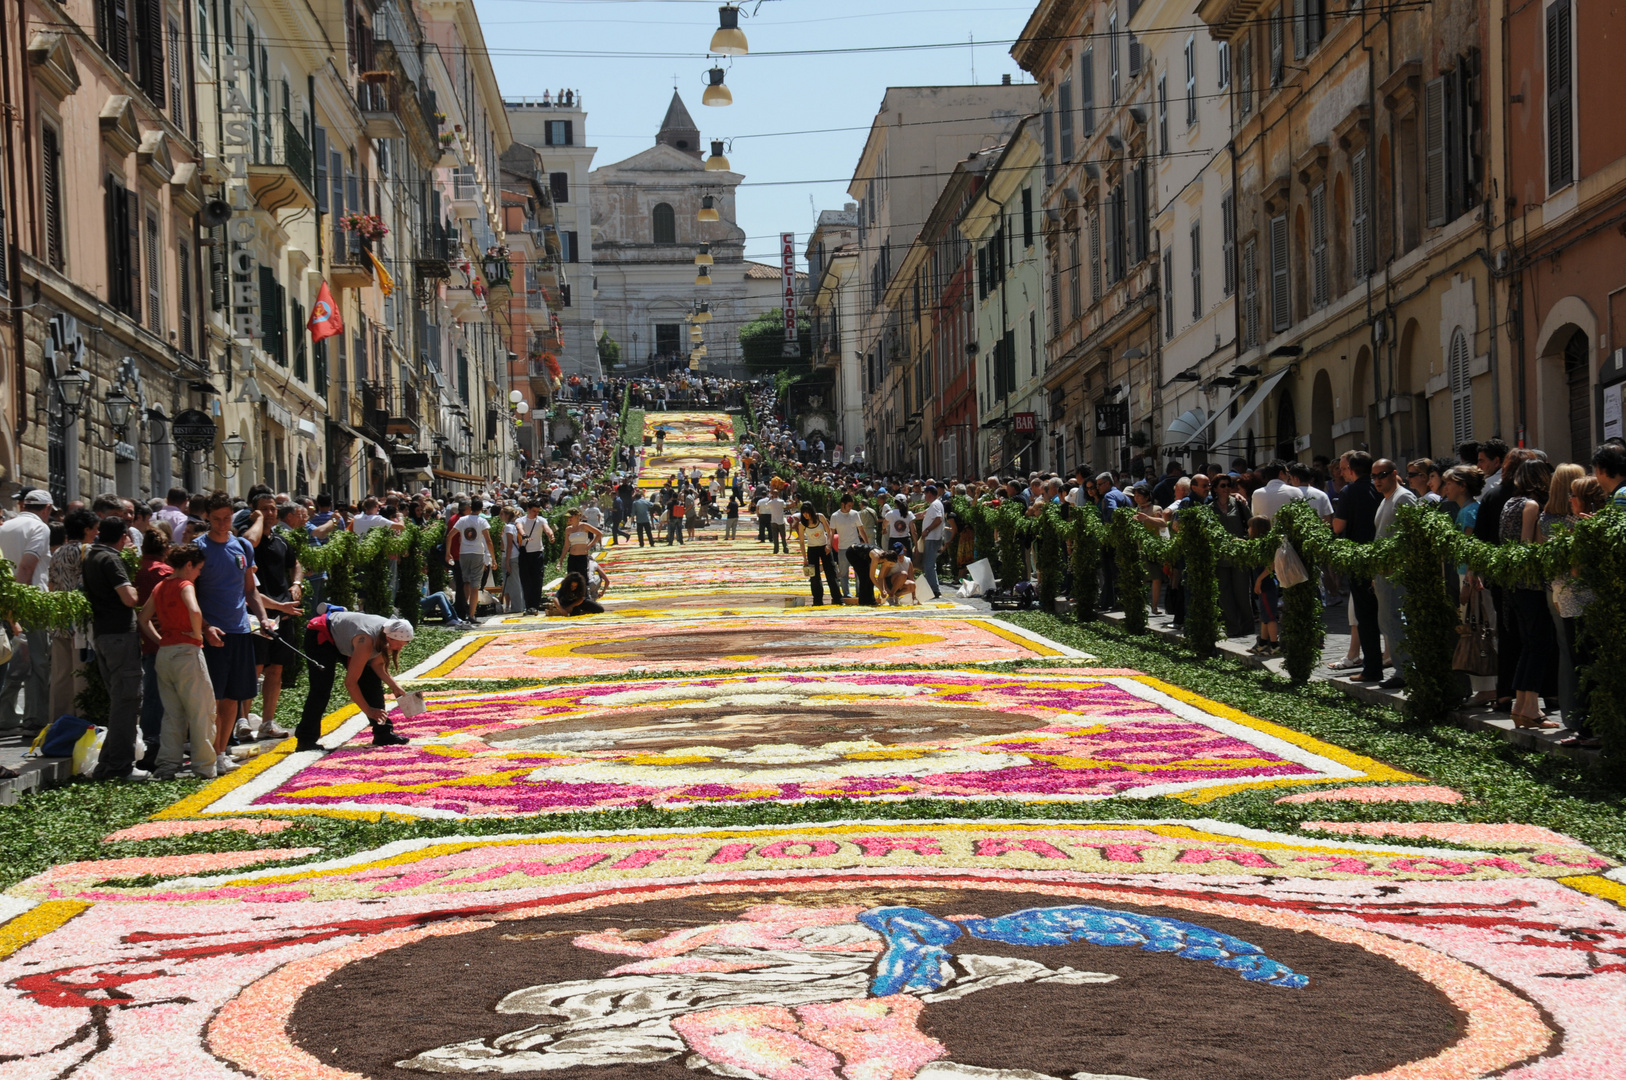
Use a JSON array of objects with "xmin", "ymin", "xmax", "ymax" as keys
[{"xmin": 340, "ymin": 212, "xmax": 389, "ymax": 242}]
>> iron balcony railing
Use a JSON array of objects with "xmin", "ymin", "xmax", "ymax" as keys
[{"xmin": 254, "ymin": 113, "xmax": 315, "ymax": 194}]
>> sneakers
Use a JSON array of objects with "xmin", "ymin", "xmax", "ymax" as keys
[
  {"xmin": 234, "ymin": 718, "xmax": 254, "ymax": 741},
  {"xmin": 370, "ymin": 723, "xmax": 410, "ymax": 747},
  {"xmin": 257, "ymin": 719, "xmax": 290, "ymax": 741},
  {"xmin": 188, "ymin": 760, "xmax": 218, "ymax": 779},
  {"xmin": 214, "ymin": 752, "xmax": 239, "ymax": 774},
  {"xmin": 151, "ymin": 764, "xmax": 180, "ymax": 781}
]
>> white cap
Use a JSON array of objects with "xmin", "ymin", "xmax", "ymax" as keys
[{"xmin": 382, "ymin": 618, "xmax": 416, "ymax": 642}]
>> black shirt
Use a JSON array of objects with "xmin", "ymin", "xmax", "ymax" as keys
[
  {"xmin": 254, "ymin": 530, "xmax": 293, "ymax": 601},
  {"xmin": 1476, "ymin": 480, "xmax": 1514, "ymax": 546},
  {"xmin": 1334, "ymin": 478, "xmax": 1382, "ymax": 544},
  {"xmin": 81, "ymin": 544, "xmax": 135, "ymax": 635},
  {"xmin": 557, "ymin": 577, "xmax": 585, "ymax": 609}
]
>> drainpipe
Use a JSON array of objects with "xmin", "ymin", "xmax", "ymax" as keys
[
  {"xmin": 8, "ymin": 0, "xmax": 36, "ymax": 438},
  {"xmin": 0, "ymin": 0, "xmax": 27, "ymax": 443}
]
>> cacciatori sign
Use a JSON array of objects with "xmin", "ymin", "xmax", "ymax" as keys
[{"xmin": 780, "ymin": 231, "xmax": 799, "ymax": 359}]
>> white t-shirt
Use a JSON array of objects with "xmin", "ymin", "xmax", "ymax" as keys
[
  {"xmin": 884, "ymin": 507, "xmax": 915, "ymax": 540},
  {"xmin": 1300, "ymin": 484, "xmax": 1335, "ymax": 520},
  {"xmin": 516, "ymin": 514, "xmax": 550, "ymax": 553},
  {"xmin": 1250, "ymin": 478, "xmax": 1306, "ymax": 521},
  {"xmin": 502, "ymin": 521, "xmax": 519, "ymax": 563},
  {"xmin": 0, "ymin": 513, "xmax": 50, "ymax": 587},
  {"xmin": 919, "ymin": 500, "xmax": 945, "ymax": 541},
  {"xmin": 765, "ymin": 498, "xmax": 787, "ymax": 525},
  {"xmin": 829, "ymin": 509, "xmax": 865, "ymax": 548},
  {"xmin": 352, "ymin": 512, "xmax": 390, "ymax": 537},
  {"xmin": 581, "ymin": 505, "xmax": 603, "ymax": 528},
  {"xmin": 453, "ymin": 514, "xmax": 489, "ymax": 560}
]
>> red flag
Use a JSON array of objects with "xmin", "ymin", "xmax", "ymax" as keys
[{"xmin": 307, "ymin": 281, "xmax": 343, "ymax": 344}]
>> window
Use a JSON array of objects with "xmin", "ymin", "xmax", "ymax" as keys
[
  {"xmin": 42, "ymin": 122, "xmax": 65, "ymax": 270},
  {"xmin": 1068, "ymin": 231, "xmax": 1082, "ymax": 320},
  {"xmin": 1163, "ymin": 248, "xmax": 1176, "ymax": 339},
  {"xmin": 1030, "ymin": 312, "xmax": 1039, "ymax": 375},
  {"xmin": 1238, "ymin": 35, "xmax": 1253, "ymax": 117},
  {"xmin": 1185, "ymin": 36, "xmax": 1197, "ymax": 125},
  {"xmin": 1127, "ymin": 163, "xmax": 1148, "ymax": 265},
  {"xmin": 259, "ymin": 266, "xmax": 286, "ymax": 365},
  {"xmin": 1269, "ymin": 7, "xmax": 1284, "ymax": 87},
  {"xmin": 1058, "ymin": 77, "xmax": 1074, "ymax": 161},
  {"xmin": 1157, "ymin": 76, "xmax": 1168, "ymax": 156},
  {"xmin": 549, "ymin": 172, "xmax": 569, "ymax": 203},
  {"xmin": 1105, "ymin": 184, "xmax": 1123, "ymax": 283},
  {"xmin": 145, "ymin": 211, "xmax": 162, "ymax": 331},
  {"xmin": 1081, "ymin": 49, "xmax": 1095, "ymax": 135},
  {"xmin": 1448, "ymin": 327, "xmax": 1473, "ymax": 444},
  {"xmin": 291, "ymin": 297, "xmax": 306, "ymax": 380},
  {"xmin": 1242, "ymin": 238, "xmax": 1259, "ymax": 347},
  {"xmin": 1351, "ymin": 149, "xmax": 1373, "ymax": 279},
  {"xmin": 545, "ymin": 119, "xmax": 573, "ymax": 146},
  {"xmin": 560, "ymin": 283, "xmax": 572, "ymax": 307},
  {"xmin": 1310, "ymin": 183, "xmax": 1328, "ymax": 307},
  {"xmin": 564, "ymin": 230, "xmax": 579, "ymax": 263},
  {"xmin": 1424, "ymin": 78, "xmax": 1448, "ymax": 226},
  {"xmin": 1293, "ymin": 0, "xmax": 1324, "ymax": 59},
  {"xmin": 655, "ymin": 322, "xmax": 680, "ymax": 355},
  {"xmin": 1221, "ymin": 192, "xmax": 1236, "ymax": 296},
  {"xmin": 1089, "ymin": 212, "xmax": 1102, "ymax": 300},
  {"xmin": 1041, "ymin": 105, "xmax": 1055, "ymax": 186},
  {"xmin": 1546, "ymin": 0, "xmax": 1574, "ymax": 191},
  {"xmin": 1109, "ymin": 11, "xmax": 1120, "ymax": 101},
  {"xmin": 196, "ymin": 0, "xmax": 208, "ymax": 60},
  {"xmin": 177, "ymin": 241, "xmax": 193, "ymax": 356},
  {"xmin": 167, "ymin": 16, "xmax": 184, "ymax": 126},
  {"xmin": 1269, "ymin": 213, "xmax": 1290, "ymax": 333},
  {"xmin": 1189, "ymin": 222, "xmax": 1202, "ymax": 319},
  {"xmin": 1129, "ymin": 34, "xmax": 1142, "ymax": 78},
  {"xmin": 652, "ymin": 202, "xmax": 676, "ymax": 244},
  {"xmin": 1049, "ymin": 256, "xmax": 1062, "ymax": 336},
  {"xmin": 1022, "ymin": 187, "xmax": 1034, "ymax": 247},
  {"xmin": 1218, "ymin": 41, "xmax": 1231, "ymax": 88},
  {"xmin": 105, "ymin": 176, "xmax": 140, "ymax": 320}
]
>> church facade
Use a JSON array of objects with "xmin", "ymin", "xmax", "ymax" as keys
[{"xmin": 589, "ymin": 93, "xmax": 784, "ymax": 378}]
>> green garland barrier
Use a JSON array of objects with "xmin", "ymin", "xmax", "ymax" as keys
[
  {"xmin": 1109, "ymin": 508, "xmax": 1152, "ymax": 635},
  {"xmin": 1034, "ymin": 507, "xmax": 1065, "ymax": 612},
  {"xmin": 1069, "ymin": 507, "xmax": 1103, "ymax": 621},
  {"xmin": 1174, "ymin": 506, "xmax": 1222, "ymax": 658}
]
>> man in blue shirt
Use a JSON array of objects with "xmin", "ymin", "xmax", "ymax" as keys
[{"xmin": 195, "ymin": 491, "xmax": 273, "ymax": 774}]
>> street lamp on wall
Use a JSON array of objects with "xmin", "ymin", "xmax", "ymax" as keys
[
  {"xmin": 55, "ymin": 365, "xmax": 91, "ymax": 416},
  {"xmin": 221, "ymin": 432, "xmax": 248, "ymax": 478}
]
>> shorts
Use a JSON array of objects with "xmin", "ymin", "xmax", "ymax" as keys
[
  {"xmin": 459, "ymin": 553, "xmax": 488, "ymax": 583},
  {"xmin": 1259, "ymin": 577, "xmax": 1281, "ymax": 622},
  {"xmin": 251, "ymin": 609, "xmax": 300, "ymax": 668},
  {"xmin": 204, "ymin": 631, "xmax": 260, "ymax": 702}
]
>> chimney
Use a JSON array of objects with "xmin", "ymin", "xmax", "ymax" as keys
[{"xmin": 1002, "ymin": 74, "xmax": 1012, "ymax": 85}]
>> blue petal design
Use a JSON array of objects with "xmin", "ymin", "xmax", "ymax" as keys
[{"xmin": 857, "ymin": 907, "xmax": 965, "ymax": 996}]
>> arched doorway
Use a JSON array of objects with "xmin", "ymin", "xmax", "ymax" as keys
[
  {"xmin": 1275, "ymin": 388, "xmax": 1298, "ymax": 460},
  {"xmin": 1352, "ymin": 346, "xmax": 1374, "ymax": 453},
  {"xmin": 1564, "ymin": 331, "xmax": 1591, "ymax": 463},
  {"xmin": 1394, "ymin": 318, "xmax": 1428, "ymax": 460},
  {"xmin": 1311, "ymin": 369, "xmax": 1335, "ymax": 460}
]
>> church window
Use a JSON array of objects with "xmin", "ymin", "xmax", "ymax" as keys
[{"xmin": 653, "ymin": 202, "xmax": 676, "ymax": 245}]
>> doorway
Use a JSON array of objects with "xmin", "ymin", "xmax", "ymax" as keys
[{"xmin": 1565, "ymin": 331, "xmax": 1591, "ymax": 463}]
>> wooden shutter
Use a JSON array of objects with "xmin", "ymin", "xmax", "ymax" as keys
[
  {"xmin": 1242, "ymin": 238, "xmax": 1258, "ymax": 347},
  {"xmin": 1269, "ymin": 9, "xmax": 1283, "ymax": 85},
  {"xmin": 1449, "ymin": 328, "xmax": 1472, "ymax": 445},
  {"xmin": 1049, "ymin": 256, "xmax": 1062, "ymax": 336},
  {"xmin": 1351, "ymin": 150, "xmax": 1371, "ymax": 278},
  {"xmin": 178, "ymin": 241, "xmax": 193, "ymax": 355},
  {"xmin": 292, "ymin": 297, "xmax": 307, "ymax": 380},
  {"xmin": 1185, "ymin": 37, "xmax": 1197, "ymax": 123},
  {"xmin": 110, "ymin": 0, "xmax": 131, "ymax": 71},
  {"xmin": 42, "ymin": 125, "xmax": 64, "ymax": 270},
  {"xmin": 209, "ymin": 226, "xmax": 227, "ymax": 310},
  {"xmin": 137, "ymin": 0, "xmax": 165, "ymax": 106},
  {"xmin": 1081, "ymin": 49, "xmax": 1094, "ymax": 135},
  {"xmin": 1104, "ymin": 186, "xmax": 1119, "ymax": 282},
  {"xmin": 1424, "ymin": 77, "xmax": 1447, "ymax": 226},
  {"xmin": 1129, "ymin": 34, "xmax": 1142, "ymax": 77},
  {"xmin": 1041, "ymin": 106, "xmax": 1054, "ymax": 185},
  {"xmin": 1163, "ymin": 249, "xmax": 1176, "ymax": 338},
  {"xmin": 1089, "ymin": 212, "xmax": 1101, "ymax": 300},
  {"xmin": 260, "ymin": 265, "xmax": 283, "ymax": 364},
  {"xmin": 1126, "ymin": 170, "xmax": 1142, "ymax": 265},
  {"xmin": 564, "ymin": 120, "xmax": 574, "ymax": 146},
  {"xmin": 1292, "ymin": 0, "xmax": 1306, "ymax": 59},
  {"xmin": 1157, "ymin": 76, "xmax": 1168, "ymax": 156},
  {"xmin": 1058, "ymin": 79, "xmax": 1073, "ymax": 161},
  {"xmin": 1310, "ymin": 183, "xmax": 1328, "ymax": 307},
  {"xmin": 1221, "ymin": 191, "xmax": 1236, "ymax": 296},
  {"xmin": 1269, "ymin": 213, "xmax": 1290, "ymax": 333},
  {"xmin": 1546, "ymin": 0, "xmax": 1574, "ymax": 190},
  {"xmin": 314, "ymin": 127, "xmax": 328, "ymax": 213},
  {"xmin": 1239, "ymin": 35, "xmax": 1253, "ymax": 116},
  {"xmin": 1190, "ymin": 221, "xmax": 1202, "ymax": 319},
  {"xmin": 0, "ymin": 181, "xmax": 8, "ymax": 297},
  {"xmin": 167, "ymin": 16, "xmax": 183, "ymax": 124},
  {"xmin": 146, "ymin": 212, "xmax": 162, "ymax": 330}
]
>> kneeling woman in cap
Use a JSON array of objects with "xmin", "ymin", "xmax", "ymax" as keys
[{"xmin": 295, "ymin": 611, "xmax": 416, "ymax": 752}]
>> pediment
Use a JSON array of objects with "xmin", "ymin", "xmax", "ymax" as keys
[
  {"xmin": 27, "ymin": 31, "xmax": 79, "ymax": 100},
  {"xmin": 592, "ymin": 143, "xmax": 710, "ymax": 177},
  {"xmin": 100, "ymin": 95, "xmax": 141, "ymax": 157},
  {"xmin": 137, "ymin": 129, "xmax": 175, "ymax": 186},
  {"xmin": 169, "ymin": 161, "xmax": 203, "ymax": 215}
]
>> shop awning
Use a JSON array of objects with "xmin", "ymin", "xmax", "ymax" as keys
[
  {"xmin": 433, "ymin": 468, "xmax": 489, "ymax": 484},
  {"xmin": 1209, "ymin": 368, "xmax": 1292, "ymax": 451},
  {"xmin": 1164, "ymin": 408, "xmax": 1211, "ymax": 447}
]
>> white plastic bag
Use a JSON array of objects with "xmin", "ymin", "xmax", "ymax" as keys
[
  {"xmin": 1274, "ymin": 540, "xmax": 1309, "ymax": 589},
  {"xmin": 967, "ymin": 558, "xmax": 997, "ymax": 594},
  {"xmin": 73, "ymin": 726, "xmax": 106, "ymax": 776}
]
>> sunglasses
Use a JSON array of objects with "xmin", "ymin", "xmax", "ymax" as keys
[
  {"xmin": 1373, "ymin": 469, "xmax": 1396, "ymax": 479},
  {"xmin": 1406, "ymin": 470, "xmax": 1421, "ymax": 477}
]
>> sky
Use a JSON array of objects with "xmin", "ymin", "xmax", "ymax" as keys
[{"xmin": 476, "ymin": 0, "xmax": 1040, "ymax": 268}]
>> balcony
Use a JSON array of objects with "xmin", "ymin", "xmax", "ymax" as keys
[
  {"xmin": 414, "ymin": 226, "xmax": 459, "ymax": 280},
  {"xmin": 247, "ymin": 115, "xmax": 316, "ymax": 211},
  {"xmin": 357, "ymin": 74, "xmax": 406, "ymax": 140},
  {"xmin": 331, "ymin": 235, "xmax": 374, "ymax": 290},
  {"xmin": 450, "ymin": 168, "xmax": 480, "ymax": 221}
]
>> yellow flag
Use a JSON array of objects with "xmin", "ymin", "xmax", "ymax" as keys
[{"xmin": 367, "ymin": 250, "xmax": 394, "ymax": 297}]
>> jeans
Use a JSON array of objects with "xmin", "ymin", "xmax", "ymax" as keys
[
  {"xmin": 0, "ymin": 627, "xmax": 50, "ymax": 729},
  {"xmin": 1375, "ymin": 575, "xmax": 1409, "ymax": 674},
  {"xmin": 1350, "ymin": 576, "xmax": 1384, "ymax": 679},
  {"xmin": 518, "ymin": 550, "xmax": 546, "ymax": 610},
  {"xmin": 806, "ymin": 545, "xmax": 842, "ymax": 605},
  {"xmin": 421, "ymin": 592, "xmax": 458, "ymax": 622},
  {"xmin": 920, "ymin": 537, "xmax": 943, "ymax": 598},
  {"xmin": 666, "ymin": 518, "xmax": 685, "ymax": 544},
  {"xmin": 92, "ymin": 631, "xmax": 143, "ymax": 778},
  {"xmin": 769, "ymin": 522, "xmax": 787, "ymax": 553},
  {"xmin": 636, "ymin": 520, "xmax": 655, "ymax": 546},
  {"xmin": 140, "ymin": 652, "xmax": 163, "ymax": 763},
  {"xmin": 725, "ymin": 517, "xmax": 738, "ymax": 539}
]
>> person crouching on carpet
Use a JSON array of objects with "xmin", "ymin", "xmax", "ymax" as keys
[
  {"xmin": 793, "ymin": 504, "xmax": 844, "ymax": 607},
  {"xmin": 549, "ymin": 571, "xmax": 604, "ymax": 616},
  {"xmin": 873, "ymin": 542, "xmax": 918, "ymax": 606},
  {"xmin": 294, "ymin": 612, "xmax": 415, "ymax": 752}
]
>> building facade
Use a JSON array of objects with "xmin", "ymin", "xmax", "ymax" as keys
[{"xmin": 805, "ymin": 206, "xmax": 862, "ymax": 455}]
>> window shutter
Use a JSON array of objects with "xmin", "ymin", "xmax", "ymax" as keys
[
  {"xmin": 1310, "ymin": 183, "xmax": 1328, "ymax": 307},
  {"xmin": 550, "ymin": 172, "xmax": 569, "ymax": 204},
  {"xmin": 1449, "ymin": 328, "xmax": 1473, "ymax": 445},
  {"xmin": 126, "ymin": 190, "xmax": 142, "ymax": 321},
  {"xmin": 1239, "ymin": 35, "xmax": 1253, "ymax": 116},
  {"xmin": 1163, "ymin": 249, "xmax": 1176, "ymax": 338},
  {"xmin": 1269, "ymin": 9, "xmax": 1283, "ymax": 86},
  {"xmin": 1129, "ymin": 34, "xmax": 1142, "ymax": 77},
  {"xmin": 1545, "ymin": 0, "xmax": 1573, "ymax": 190},
  {"xmin": 1424, "ymin": 77, "xmax": 1447, "ymax": 226},
  {"xmin": 292, "ymin": 297, "xmax": 307, "ymax": 380},
  {"xmin": 1109, "ymin": 12, "xmax": 1120, "ymax": 101},
  {"xmin": 1221, "ymin": 191, "xmax": 1236, "ymax": 295},
  {"xmin": 209, "ymin": 226, "xmax": 227, "ymax": 310},
  {"xmin": 1351, "ymin": 149, "xmax": 1371, "ymax": 278},
  {"xmin": 146, "ymin": 212, "xmax": 162, "ymax": 330},
  {"xmin": 1089, "ymin": 212, "xmax": 1102, "ymax": 300},
  {"xmin": 137, "ymin": 0, "xmax": 165, "ymax": 106},
  {"xmin": 178, "ymin": 241, "xmax": 193, "ymax": 355},
  {"xmin": 1058, "ymin": 79, "xmax": 1074, "ymax": 161},
  {"xmin": 1081, "ymin": 50, "xmax": 1095, "ymax": 135},
  {"xmin": 1269, "ymin": 213, "xmax": 1290, "ymax": 333},
  {"xmin": 1103, "ymin": 194, "xmax": 1118, "ymax": 285},
  {"xmin": 1022, "ymin": 187, "xmax": 1034, "ymax": 246},
  {"xmin": 1041, "ymin": 106, "xmax": 1055, "ymax": 186},
  {"xmin": 1068, "ymin": 233, "xmax": 1081, "ymax": 319},
  {"xmin": 1242, "ymin": 238, "xmax": 1258, "ymax": 347},
  {"xmin": 314, "ymin": 127, "xmax": 329, "ymax": 213},
  {"xmin": 1157, "ymin": 76, "xmax": 1168, "ymax": 156},
  {"xmin": 1049, "ymin": 257, "xmax": 1062, "ymax": 336},
  {"xmin": 1190, "ymin": 222, "xmax": 1202, "ymax": 319},
  {"xmin": 167, "ymin": 16, "xmax": 183, "ymax": 124},
  {"xmin": 1292, "ymin": 0, "xmax": 1306, "ymax": 59},
  {"xmin": 42, "ymin": 125, "xmax": 64, "ymax": 270},
  {"xmin": 1185, "ymin": 38, "xmax": 1197, "ymax": 124},
  {"xmin": 110, "ymin": 0, "xmax": 131, "ymax": 71},
  {"xmin": 0, "ymin": 182, "xmax": 8, "ymax": 298},
  {"xmin": 260, "ymin": 265, "xmax": 285, "ymax": 364},
  {"xmin": 564, "ymin": 120, "xmax": 574, "ymax": 146}
]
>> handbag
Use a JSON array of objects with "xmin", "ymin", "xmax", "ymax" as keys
[{"xmin": 1453, "ymin": 589, "xmax": 1498, "ymax": 676}]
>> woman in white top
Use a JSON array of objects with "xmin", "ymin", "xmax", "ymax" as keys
[
  {"xmin": 559, "ymin": 509, "xmax": 603, "ymax": 582},
  {"xmin": 500, "ymin": 507, "xmax": 525, "ymax": 613},
  {"xmin": 882, "ymin": 495, "xmax": 917, "ymax": 557},
  {"xmin": 872, "ymin": 543, "xmax": 917, "ymax": 605},
  {"xmin": 792, "ymin": 504, "xmax": 843, "ymax": 606}
]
